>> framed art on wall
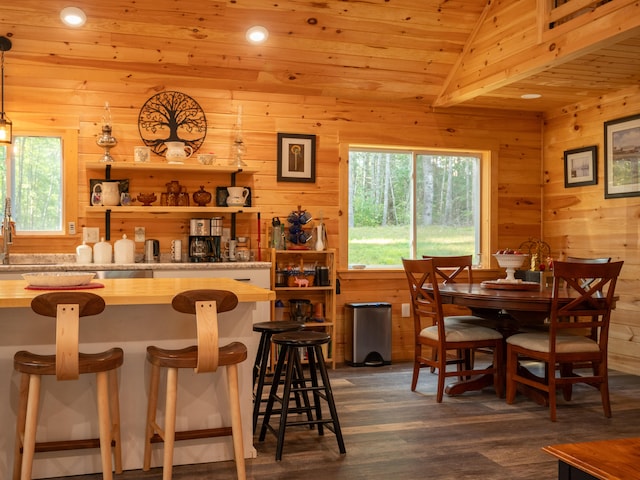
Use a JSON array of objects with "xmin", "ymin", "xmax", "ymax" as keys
[
  {"xmin": 564, "ymin": 146, "xmax": 597, "ymax": 188},
  {"xmin": 277, "ymin": 133, "xmax": 316, "ymax": 182},
  {"xmin": 605, "ymin": 113, "xmax": 640, "ymax": 199}
]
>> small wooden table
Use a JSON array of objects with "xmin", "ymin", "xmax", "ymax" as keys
[{"xmin": 543, "ymin": 438, "xmax": 640, "ymax": 479}]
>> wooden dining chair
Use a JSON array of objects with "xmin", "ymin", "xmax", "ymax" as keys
[
  {"xmin": 505, "ymin": 260, "xmax": 623, "ymax": 421},
  {"xmin": 143, "ymin": 289, "xmax": 247, "ymax": 480},
  {"xmin": 422, "ymin": 254, "xmax": 491, "ymax": 369},
  {"xmin": 402, "ymin": 258, "xmax": 504, "ymax": 401},
  {"xmin": 13, "ymin": 292, "xmax": 123, "ymax": 480}
]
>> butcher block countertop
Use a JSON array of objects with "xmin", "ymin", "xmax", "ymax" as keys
[{"xmin": 0, "ymin": 277, "xmax": 275, "ymax": 308}]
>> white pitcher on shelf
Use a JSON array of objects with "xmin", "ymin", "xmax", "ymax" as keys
[
  {"xmin": 91, "ymin": 181, "xmax": 120, "ymax": 206},
  {"xmin": 226, "ymin": 186, "xmax": 249, "ymax": 206},
  {"xmin": 164, "ymin": 141, "xmax": 193, "ymax": 163}
]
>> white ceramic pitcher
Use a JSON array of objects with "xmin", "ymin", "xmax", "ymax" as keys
[
  {"xmin": 91, "ymin": 181, "xmax": 120, "ymax": 206},
  {"xmin": 226, "ymin": 186, "xmax": 249, "ymax": 206},
  {"xmin": 164, "ymin": 141, "xmax": 193, "ymax": 163}
]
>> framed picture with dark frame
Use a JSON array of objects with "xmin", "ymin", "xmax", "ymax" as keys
[
  {"xmin": 277, "ymin": 133, "xmax": 316, "ymax": 183},
  {"xmin": 564, "ymin": 146, "xmax": 597, "ymax": 188},
  {"xmin": 605, "ymin": 113, "xmax": 640, "ymax": 199}
]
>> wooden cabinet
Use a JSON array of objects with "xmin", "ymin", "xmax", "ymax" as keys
[{"xmin": 269, "ymin": 248, "xmax": 336, "ymax": 369}]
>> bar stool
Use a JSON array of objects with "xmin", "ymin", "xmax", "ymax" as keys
[
  {"xmin": 259, "ymin": 330, "xmax": 346, "ymax": 461},
  {"xmin": 252, "ymin": 321, "xmax": 305, "ymax": 432},
  {"xmin": 13, "ymin": 292, "xmax": 123, "ymax": 480},
  {"xmin": 143, "ymin": 289, "xmax": 247, "ymax": 480}
]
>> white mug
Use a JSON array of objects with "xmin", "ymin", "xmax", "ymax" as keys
[{"xmin": 134, "ymin": 146, "xmax": 150, "ymax": 162}]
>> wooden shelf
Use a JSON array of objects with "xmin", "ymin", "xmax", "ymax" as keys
[
  {"xmin": 270, "ymin": 248, "xmax": 337, "ymax": 369},
  {"xmin": 85, "ymin": 161, "xmax": 258, "ymax": 175},
  {"xmin": 84, "ymin": 205, "xmax": 260, "ymax": 215}
]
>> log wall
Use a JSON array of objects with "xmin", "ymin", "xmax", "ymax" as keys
[
  {"xmin": 6, "ymin": 62, "xmax": 542, "ymax": 364},
  {"xmin": 543, "ymin": 84, "xmax": 640, "ymax": 373}
]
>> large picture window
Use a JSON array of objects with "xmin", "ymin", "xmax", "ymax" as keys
[
  {"xmin": 1, "ymin": 135, "xmax": 64, "ymax": 233},
  {"xmin": 348, "ymin": 148, "xmax": 481, "ymax": 268}
]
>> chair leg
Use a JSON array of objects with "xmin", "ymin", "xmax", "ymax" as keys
[
  {"xmin": 226, "ymin": 364, "xmax": 247, "ymax": 480},
  {"xmin": 505, "ymin": 348, "xmax": 517, "ymax": 404},
  {"xmin": 108, "ymin": 369, "xmax": 123, "ymax": 474},
  {"xmin": 548, "ymin": 364, "xmax": 557, "ymax": 422},
  {"xmin": 162, "ymin": 367, "xmax": 179, "ymax": 480},
  {"xmin": 275, "ymin": 346, "xmax": 296, "ymax": 461},
  {"xmin": 143, "ymin": 363, "xmax": 161, "ymax": 471},
  {"xmin": 12, "ymin": 373, "xmax": 30, "ymax": 480},
  {"xmin": 411, "ymin": 346, "xmax": 421, "ymax": 391},
  {"xmin": 96, "ymin": 371, "xmax": 114, "ymax": 480},
  {"xmin": 20, "ymin": 374, "xmax": 41, "ymax": 480},
  {"xmin": 436, "ymin": 348, "xmax": 446, "ymax": 403}
]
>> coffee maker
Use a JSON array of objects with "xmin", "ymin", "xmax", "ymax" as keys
[{"xmin": 189, "ymin": 218, "xmax": 213, "ymax": 262}]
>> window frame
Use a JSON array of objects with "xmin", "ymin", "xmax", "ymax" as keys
[{"xmin": 339, "ymin": 143, "xmax": 496, "ymax": 270}]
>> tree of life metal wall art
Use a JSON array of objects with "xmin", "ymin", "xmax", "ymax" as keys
[{"xmin": 138, "ymin": 91, "xmax": 207, "ymax": 157}]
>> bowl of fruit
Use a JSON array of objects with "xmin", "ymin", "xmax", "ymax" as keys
[{"xmin": 493, "ymin": 249, "xmax": 529, "ymax": 283}]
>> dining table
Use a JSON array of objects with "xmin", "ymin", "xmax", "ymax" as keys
[{"xmin": 429, "ymin": 281, "xmax": 572, "ymax": 399}]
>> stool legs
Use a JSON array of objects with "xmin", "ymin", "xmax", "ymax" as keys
[
  {"xmin": 252, "ymin": 330, "xmax": 274, "ymax": 431},
  {"xmin": 259, "ymin": 343, "xmax": 345, "ymax": 461},
  {"xmin": 227, "ymin": 363, "xmax": 247, "ymax": 480},
  {"xmin": 144, "ymin": 362, "xmax": 246, "ymax": 480},
  {"xmin": 13, "ymin": 371, "xmax": 121, "ymax": 480}
]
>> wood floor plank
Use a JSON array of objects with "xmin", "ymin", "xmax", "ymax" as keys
[{"xmin": 45, "ymin": 361, "xmax": 640, "ymax": 480}]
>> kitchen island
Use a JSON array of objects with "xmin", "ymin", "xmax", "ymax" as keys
[{"xmin": 0, "ymin": 276, "xmax": 274, "ymax": 479}]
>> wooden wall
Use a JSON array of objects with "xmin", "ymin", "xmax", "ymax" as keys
[
  {"xmin": 543, "ymin": 84, "xmax": 640, "ymax": 374},
  {"xmin": 6, "ymin": 59, "xmax": 544, "ymax": 363}
]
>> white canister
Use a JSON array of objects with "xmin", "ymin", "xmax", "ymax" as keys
[
  {"xmin": 76, "ymin": 242, "xmax": 93, "ymax": 264},
  {"xmin": 114, "ymin": 234, "xmax": 135, "ymax": 264},
  {"xmin": 93, "ymin": 237, "xmax": 113, "ymax": 264},
  {"xmin": 171, "ymin": 239, "xmax": 182, "ymax": 262}
]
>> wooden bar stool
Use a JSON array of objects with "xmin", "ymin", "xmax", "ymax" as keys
[
  {"xmin": 259, "ymin": 330, "xmax": 346, "ymax": 461},
  {"xmin": 252, "ymin": 321, "xmax": 305, "ymax": 432},
  {"xmin": 13, "ymin": 292, "xmax": 123, "ymax": 480},
  {"xmin": 143, "ymin": 289, "xmax": 247, "ymax": 480}
]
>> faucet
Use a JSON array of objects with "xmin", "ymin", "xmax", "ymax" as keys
[{"xmin": 2, "ymin": 197, "xmax": 13, "ymax": 265}]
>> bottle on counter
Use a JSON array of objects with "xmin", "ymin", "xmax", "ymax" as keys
[
  {"xmin": 76, "ymin": 242, "xmax": 93, "ymax": 264},
  {"xmin": 93, "ymin": 237, "xmax": 113, "ymax": 264},
  {"xmin": 114, "ymin": 234, "xmax": 135, "ymax": 264}
]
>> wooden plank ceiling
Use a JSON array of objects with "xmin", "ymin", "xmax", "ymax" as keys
[{"xmin": 0, "ymin": 0, "xmax": 638, "ymax": 114}]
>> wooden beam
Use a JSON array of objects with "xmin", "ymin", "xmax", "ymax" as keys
[{"xmin": 434, "ymin": 0, "xmax": 640, "ymax": 108}]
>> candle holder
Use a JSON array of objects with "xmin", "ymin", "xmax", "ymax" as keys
[
  {"xmin": 97, "ymin": 124, "xmax": 117, "ymax": 163},
  {"xmin": 231, "ymin": 129, "xmax": 247, "ymax": 167}
]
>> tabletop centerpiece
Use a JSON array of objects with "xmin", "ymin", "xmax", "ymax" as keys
[{"xmin": 492, "ymin": 248, "xmax": 529, "ymax": 283}]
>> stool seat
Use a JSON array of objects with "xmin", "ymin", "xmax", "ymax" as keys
[
  {"xmin": 13, "ymin": 292, "xmax": 123, "ymax": 480},
  {"xmin": 272, "ymin": 330, "xmax": 330, "ymax": 346},
  {"xmin": 146, "ymin": 343, "xmax": 247, "ymax": 369},
  {"xmin": 252, "ymin": 320, "xmax": 305, "ymax": 432},
  {"xmin": 14, "ymin": 349, "xmax": 124, "ymax": 375},
  {"xmin": 259, "ymin": 330, "xmax": 346, "ymax": 460},
  {"xmin": 253, "ymin": 320, "xmax": 304, "ymax": 333}
]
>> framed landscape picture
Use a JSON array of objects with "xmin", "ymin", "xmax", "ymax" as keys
[
  {"xmin": 604, "ymin": 114, "xmax": 640, "ymax": 199},
  {"xmin": 564, "ymin": 146, "xmax": 597, "ymax": 188},
  {"xmin": 277, "ymin": 133, "xmax": 316, "ymax": 183}
]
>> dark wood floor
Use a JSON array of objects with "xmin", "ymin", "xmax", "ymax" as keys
[{"xmin": 48, "ymin": 360, "xmax": 640, "ymax": 480}]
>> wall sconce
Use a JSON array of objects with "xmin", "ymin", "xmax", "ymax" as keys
[{"xmin": 0, "ymin": 36, "xmax": 12, "ymax": 145}]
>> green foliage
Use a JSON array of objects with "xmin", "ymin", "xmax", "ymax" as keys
[{"xmin": 349, "ymin": 225, "xmax": 475, "ymax": 266}]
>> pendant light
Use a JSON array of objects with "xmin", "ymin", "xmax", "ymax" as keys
[{"xmin": 0, "ymin": 36, "xmax": 12, "ymax": 145}]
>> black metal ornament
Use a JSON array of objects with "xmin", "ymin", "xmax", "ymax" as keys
[{"xmin": 137, "ymin": 91, "xmax": 207, "ymax": 157}]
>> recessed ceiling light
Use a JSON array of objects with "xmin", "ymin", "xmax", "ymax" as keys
[
  {"xmin": 521, "ymin": 93, "xmax": 542, "ymax": 99},
  {"xmin": 60, "ymin": 7, "xmax": 87, "ymax": 27},
  {"xmin": 246, "ymin": 26, "xmax": 269, "ymax": 44}
]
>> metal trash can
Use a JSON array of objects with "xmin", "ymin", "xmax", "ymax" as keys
[{"xmin": 345, "ymin": 302, "xmax": 392, "ymax": 367}]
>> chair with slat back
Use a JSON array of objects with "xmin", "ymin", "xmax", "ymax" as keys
[
  {"xmin": 142, "ymin": 289, "xmax": 247, "ymax": 480},
  {"xmin": 506, "ymin": 261, "xmax": 623, "ymax": 421},
  {"xmin": 13, "ymin": 292, "xmax": 123, "ymax": 480},
  {"xmin": 402, "ymin": 258, "xmax": 504, "ymax": 401}
]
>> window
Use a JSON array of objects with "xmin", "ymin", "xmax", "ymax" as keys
[
  {"xmin": 348, "ymin": 147, "xmax": 483, "ymax": 268},
  {"xmin": 1, "ymin": 135, "xmax": 64, "ymax": 233}
]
